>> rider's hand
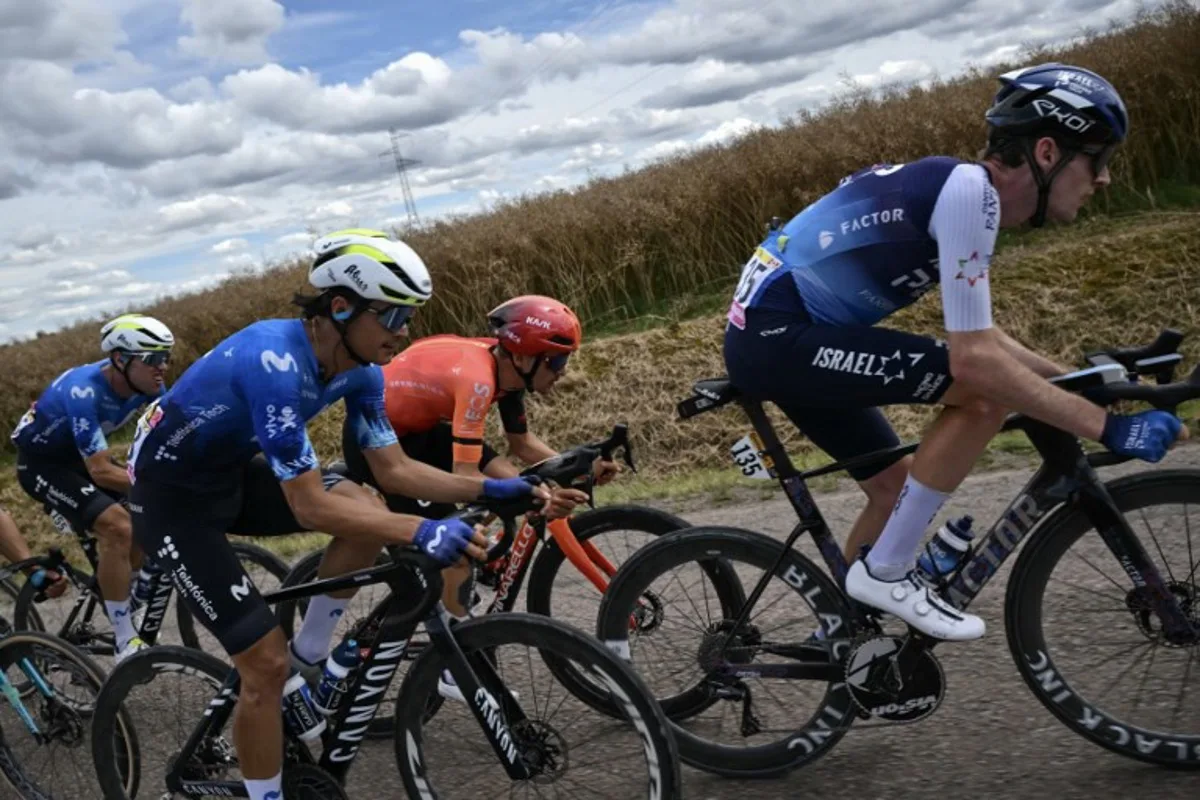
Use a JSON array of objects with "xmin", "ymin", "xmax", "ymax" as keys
[
  {"xmin": 593, "ymin": 459, "xmax": 621, "ymax": 486},
  {"xmin": 538, "ymin": 487, "xmax": 590, "ymax": 520},
  {"xmin": 29, "ymin": 568, "xmax": 67, "ymax": 599},
  {"xmin": 414, "ymin": 518, "xmax": 488, "ymax": 565},
  {"xmin": 482, "ymin": 476, "xmax": 539, "ymax": 501},
  {"xmin": 1101, "ymin": 410, "xmax": 1186, "ymax": 463}
]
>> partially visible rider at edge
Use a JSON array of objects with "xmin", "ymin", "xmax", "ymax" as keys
[
  {"xmin": 124, "ymin": 228, "xmax": 547, "ymax": 800},
  {"xmin": 10, "ymin": 313, "xmax": 175, "ymax": 659},
  {"xmin": 722, "ymin": 63, "xmax": 1186, "ymax": 642},
  {"xmin": 0, "ymin": 506, "xmax": 69, "ymax": 599},
  {"xmin": 340, "ymin": 294, "xmax": 620, "ymax": 701}
]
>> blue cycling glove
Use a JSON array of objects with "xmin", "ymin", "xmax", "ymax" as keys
[
  {"xmin": 414, "ymin": 518, "xmax": 474, "ymax": 565},
  {"xmin": 1101, "ymin": 411, "xmax": 1182, "ymax": 463},
  {"xmin": 481, "ymin": 477, "xmax": 536, "ymax": 501}
]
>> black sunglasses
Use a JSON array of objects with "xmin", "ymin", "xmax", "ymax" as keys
[
  {"xmin": 1081, "ymin": 143, "xmax": 1117, "ymax": 178},
  {"xmin": 363, "ymin": 305, "xmax": 414, "ymax": 333},
  {"xmin": 546, "ymin": 353, "xmax": 570, "ymax": 372},
  {"xmin": 127, "ymin": 351, "xmax": 171, "ymax": 367}
]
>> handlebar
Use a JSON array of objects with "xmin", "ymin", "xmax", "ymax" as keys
[
  {"xmin": 519, "ymin": 423, "xmax": 636, "ymax": 486},
  {"xmin": 1070, "ymin": 327, "xmax": 1199, "ymax": 412}
]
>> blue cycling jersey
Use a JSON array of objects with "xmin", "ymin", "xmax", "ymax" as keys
[
  {"xmin": 129, "ymin": 319, "xmax": 398, "ymax": 489},
  {"xmin": 728, "ymin": 156, "xmax": 999, "ymax": 331},
  {"xmin": 11, "ymin": 361, "xmax": 153, "ymax": 461}
]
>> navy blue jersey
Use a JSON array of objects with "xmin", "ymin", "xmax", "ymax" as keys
[{"xmin": 728, "ymin": 157, "xmax": 1000, "ymax": 332}]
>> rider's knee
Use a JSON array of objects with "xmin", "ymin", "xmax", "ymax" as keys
[
  {"xmin": 237, "ymin": 636, "xmax": 290, "ymax": 699},
  {"xmin": 861, "ymin": 455, "xmax": 911, "ymax": 506},
  {"xmin": 92, "ymin": 507, "xmax": 133, "ymax": 549},
  {"xmin": 957, "ymin": 395, "xmax": 1009, "ymax": 426}
]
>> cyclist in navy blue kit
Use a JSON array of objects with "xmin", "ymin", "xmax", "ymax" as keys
[
  {"xmin": 125, "ymin": 228, "xmax": 548, "ymax": 800},
  {"xmin": 723, "ymin": 63, "xmax": 1185, "ymax": 642},
  {"xmin": 11, "ymin": 313, "xmax": 175, "ymax": 661}
]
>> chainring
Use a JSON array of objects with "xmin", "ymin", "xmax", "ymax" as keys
[
  {"xmin": 843, "ymin": 633, "xmax": 945, "ymax": 724},
  {"xmin": 283, "ymin": 763, "xmax": 349, "ymax": 799}
]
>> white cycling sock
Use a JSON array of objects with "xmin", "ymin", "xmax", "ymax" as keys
[
  {"xmin": 292, "ymin": 594, "xmax": 349, "ymax": 665},
  {"xmin": 106, "ymin": 600, "xmax": 137, "ymax": 651},
  {"xmin": 865, "ymin": 476, "xmax": 949, "ymax": 581},
  {"xmin": 244, "ymin": 772, "xmax": 282, "ymax": 800}
]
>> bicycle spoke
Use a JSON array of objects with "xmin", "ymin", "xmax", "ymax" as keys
[
  {"xmin": 1139, "ymin": 508, "xmax": 1178, "ymax": 585},
  {"xmin": 664, "ymin": 566, "xmax": 712, "ymax": 628},
  {"xmin": 1079, "ymin": 638, "xmax": 1153, "ymax": 673},
  {"xmin": 1185, "ymin": 504, "xmax": 1197, "ymax": 594},
  {"xmin": 1056, "ymin": 577, "xmax": 1126, "ymax": 606},
  {"xmin": 1094, "ymin": 641, "xmax": 1154, "ymax": 703},
  {"xmin": 1131, "ymin": 636, "xmax": 1160, "ymax": 712},
  {"xmin": 1068, "ymin": 551, "xmax": 1130, "ymax": 597},
  {"xmin": 1173, "ymin": 647, "xmax": 1195, "ymax": 725}
]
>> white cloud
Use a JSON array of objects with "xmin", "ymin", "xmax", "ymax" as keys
[
  {"xmin": 211, "ymin": 237, "xmax": 249, "ymax": 253},
  {"xmin": 0, "ymin": 0, "xmax": 125, "ymax": 63},
  {"xmin": 156, "ymin": 194, "xmax": 253, "ymax": 232},
  {"xmin": 0, "ymin": 0, "xmax": 1156, "ymax": 342},
  {"xmin": 178, "ymin": 0, "xmax": 285, "ymax": 64}
]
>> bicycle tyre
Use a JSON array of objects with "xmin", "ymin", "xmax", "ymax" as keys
[
  {"xmin": 91, "ymin": 645, "xmax": 230, "ymax": 800},
  {"xmin": 525, "ymin": 506, "xmax": 745, "ymax": 718},
  {"xmin": 596, "ymin": 525, "xmax": 858, "ymax": 778},
  {"xmin": 175, "ymin": 541, "xmax": 292, "ymax": 650},
  {"xmin": 12, "ymin": 565, "xmax": 106, "ymax": 655},
  {"xmin": 1006, "ymin": 468, "xmax": 1200, "ymax": 769},
  {"xmin": 393, "ymin": 612, "xmax": 682, "ymax": 799},
  {"xmin": 0, "ymin": 630, "xmax": 139, "ymax": 799}
]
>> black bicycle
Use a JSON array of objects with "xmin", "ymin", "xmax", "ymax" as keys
[
  {"xmin": 275, "ymin": 423, "xmax": 690, "ymax": 736},
  {"xmin": 595, "ymin": 328, "xmax": 1200, "ymax": 777},
  {"xmin": 11, "ymin": 520, "xmax": 288, "ymax": 659},
  {"xmin": 90, "ymin": 492, "xmax": 682, "ymax": 799}
]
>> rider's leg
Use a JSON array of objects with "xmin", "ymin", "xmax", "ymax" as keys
[
  {"xmin": 231, "ymin": 626, "xmax": 289, "ymax": 800},
  {"xmin": 844, "ymin": 456, "xmax": 912, "ymax": 563},
  {"xmin": 863, "ymin": 386, "xmax": 1009, "ymax": 578},
  {"xmin": 291, "ymin": 484, "xmax": 387, "ymax": 664},
  {"xmin": 92, "ymin": 504, "xmax": 138, "ymax": 650},
  {"xmin": 775, "ymin": 402, "xmax": 911, "ymax": 563}
]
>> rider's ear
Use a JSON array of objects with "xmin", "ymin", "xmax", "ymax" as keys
[
  {"xmin": 1033, "ymin": 136, "xmax": 1059, "ymax": 170},
  {"xmin": 330, "ymin": 295, "xmax": 354, "ymax": 322}
]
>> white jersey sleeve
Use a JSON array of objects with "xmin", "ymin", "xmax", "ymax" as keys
[{"xmin": 927, "ymin": 163, "xmax": 1000, "ymax": 332}]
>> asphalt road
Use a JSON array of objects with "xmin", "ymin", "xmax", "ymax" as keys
[{"xmin": 3, "ymin": 446, "xmax": 1199, "ymax": 799}]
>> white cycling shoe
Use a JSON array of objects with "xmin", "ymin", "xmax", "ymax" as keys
[{"xmin": 845, "ymin": 559, "xmax": 986, "ymax": 642}]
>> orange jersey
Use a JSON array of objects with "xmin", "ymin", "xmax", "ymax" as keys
[{"xmin": 382, "ymin": 335, "xmax": 526, "ymax": 464}]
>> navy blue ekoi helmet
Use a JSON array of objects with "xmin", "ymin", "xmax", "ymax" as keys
[{"xmin": 984, "ymin": 63, "xmax": 1128, "ymax": 227}]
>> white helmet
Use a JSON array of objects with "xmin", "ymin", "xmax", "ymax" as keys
[
  {"xmin": 309, "ymin": 228, "xmax": 432, "ymax": 307},
  {"xmin": 100, "ymin": 314, "xmax": 175, "ymax": 353}
]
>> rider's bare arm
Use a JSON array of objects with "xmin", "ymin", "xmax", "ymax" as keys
[
  {"xmin": 280, "ymin": 467, "xmax": 425, "ymax": 543},
  {"xmin": 505, "ymin": 430, "xmax": 557, "ymax": 464},
  {"xmin": 948, "ymin": 329, "xmax": 1107, "ymax": 440},
  {"xmin": 994, "ymin": 327, "xmax": 1068, "ymax": 378},
  {"xmin": 364, "ymin": 441, "xmax": 490, "ymax": 502},
  {"xmin": 85, "ymin": 450, "xmax": 132, "ymax": 494}
]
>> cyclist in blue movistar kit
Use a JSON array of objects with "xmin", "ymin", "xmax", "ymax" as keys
[
  {"xmin": 11, "ymin": 313, "xmax": 175, "ymax": 660},
  {"xmin": 126, "ymin": 228, "xmax": 548, "ymax": 800},
  {"xmin": 723, "ymin": 63, "xmax": 1185, "ymax": 641}
]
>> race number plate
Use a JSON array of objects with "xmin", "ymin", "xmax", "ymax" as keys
[{"xmin": 729, "ymin": 432, "xmax": 775, "ymax": 480}]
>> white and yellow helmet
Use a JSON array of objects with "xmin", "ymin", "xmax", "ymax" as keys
[
  {"xmin": 100, "ymin": 314, "xmax": 175, "ymax": 353},
  {"xmin": 309, "ymin": 228, "xmax": 433, "ymax": 308}
]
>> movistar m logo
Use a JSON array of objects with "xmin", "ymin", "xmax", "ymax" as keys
[{"xmin": 260, "ymin": 350, "xmax": 298, "ymax": 373}]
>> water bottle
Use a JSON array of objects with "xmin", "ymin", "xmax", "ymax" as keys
[
  {"xmin": 312, "ymin": 638, "xmax": 360, "ymax": 715},
  {"xmin": 132, "ymin": 562, "xmax": 163, "ymax": 608},
  {"xmin": 917, "ymin": 515, "xmax": 975, "ymax": 586},
  {"xmin": 282, "ymin": 670, "xmax": 327, "ymax": 742}
]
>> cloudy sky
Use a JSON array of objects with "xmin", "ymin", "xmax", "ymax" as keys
[{"xmin": 0, "ymin": 0, "xmax": 1150, "ymax": 342}]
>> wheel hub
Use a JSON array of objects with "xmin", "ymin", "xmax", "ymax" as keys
[
  {"xmin": 696, "ymin": 620, "xmax": 760, "ymax": 671},
  {"xmin": 1125, "ymin": 582, "xmax": 1198, "ymax": 647},
  {"xmin": 512, "ymin": 719, "xmax": 568, "ymax": 783},
  {"xmin": 629, "ymin": 591, "xmax": 664, "ymax": 634}
]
